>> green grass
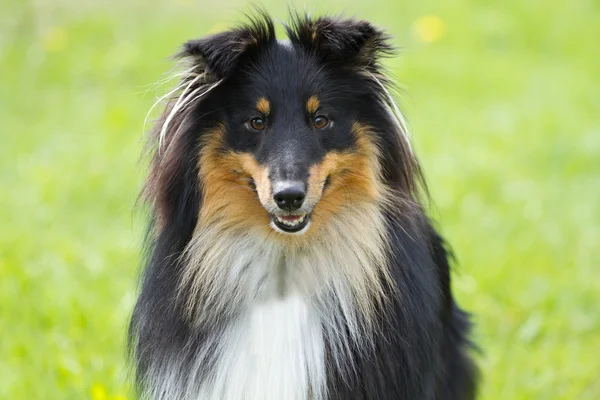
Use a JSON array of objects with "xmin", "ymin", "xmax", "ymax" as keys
[{"xmin": 1, "ymin": 0, "xmax": 598, "ymax": 398}]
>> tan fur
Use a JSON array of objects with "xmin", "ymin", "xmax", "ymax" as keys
[
  {"xmin": 306, "ymin": 96, "xmax": 320, "ymax": 114},
  {"xmin": 183, "ymin": 121, "xmax": 392, "ymax": 329},
  {"xmin": 198, "ymin": 122, "xmax": 387, "ymax": 237},
  {"xmin": 180, "ymin": 200, "xmax": 390, "ymax": 333},
  {"xmin": 197, "ymin": 127, "xmax": 270, "ymax": 231},
  {"xmin": 256, "ymin": 97, "xmax": 271, "ymax": 115},
  {"xmin": 174, "ymin": 195, "xmax": 391, "ymax": 400},
  {"xmin": 305, "ymin": 122, "xmax": 388, "ymax": 235}
]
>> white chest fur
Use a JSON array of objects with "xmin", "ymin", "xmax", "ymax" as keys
[
  {"xmin": 197, "ymin": 295, "xmax": 326, "ymax": 400},
  {"xmin": 176, "ymin": 210, "xmax": 388, "ymax": 400}
]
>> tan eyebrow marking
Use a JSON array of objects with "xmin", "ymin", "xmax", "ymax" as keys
[
  {"xmin": 256, "ymin": 97, "xmax": 270, "ymax": 115},
  {"xmin": 307, "ymin": 95, "xmax": 320, "ymax": 114}
]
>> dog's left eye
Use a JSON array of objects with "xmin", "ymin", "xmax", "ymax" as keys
[
  {"xmin": 249, "ymin": 117, "xmax": 266, "ymax": 131},
  {"xmin": 313, "ymin": 116, "xmax": 329, "ymax": 129}
]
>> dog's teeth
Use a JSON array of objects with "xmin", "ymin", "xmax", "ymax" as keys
[{"xmin": 275, "ymin": 215, "xmax": 306, "ymax": 228}]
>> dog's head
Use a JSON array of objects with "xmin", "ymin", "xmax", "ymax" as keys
[{"xmin": 146, "ymin": 13, "xmax": 421, "ymax": 241}]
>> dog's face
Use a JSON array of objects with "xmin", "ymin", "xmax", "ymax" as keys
[
  {"xmin": 212, "ymin": 44, "xmax": 386, "ymax": 235},
  {"xmin": 150, "ymin": 15, "xmax": 417, "ymax": 240}
]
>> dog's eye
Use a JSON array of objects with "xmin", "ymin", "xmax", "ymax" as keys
[
  {"xmin": 249, "ymin": 117, "xmax": 266, "ymax": 131},
  {"xmin": 313, "ymin": 116, "xmax": 329, "ymax": 129}
]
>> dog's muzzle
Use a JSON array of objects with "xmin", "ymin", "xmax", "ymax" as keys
[{"xmin": 270, "ymin": 181, "xmax": 311, "ymax": 234}]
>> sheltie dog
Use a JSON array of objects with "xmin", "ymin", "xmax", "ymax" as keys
[{"xmin": 129, "ymin": 11, "xmax": 477, "ymax": 400}]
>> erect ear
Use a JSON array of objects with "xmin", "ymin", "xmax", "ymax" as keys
[
  {"xmin": 180, "ymin": 14, "xmax": 276, "ymax": 80},
  {"xmin": 287, "ymin": 15, "xmax": 394, "ymax": 71}
]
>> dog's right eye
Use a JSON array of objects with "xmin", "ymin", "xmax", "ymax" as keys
[
  {"xmin": 313, "ymin": 116, "xmax": 329, "ymax": 129},
  {"xmin": 249, "ymin": 117, "xmax": 266, "ymax": 131}
]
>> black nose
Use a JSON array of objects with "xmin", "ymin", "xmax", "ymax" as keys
[{"xmin": 273, "ymin": 182, "xmax": 306, "ymax": 211}]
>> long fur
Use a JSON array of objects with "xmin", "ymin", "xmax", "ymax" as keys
[{"xmin": 129, "ymin": 11, "xmax": 477, "ymax": 400}]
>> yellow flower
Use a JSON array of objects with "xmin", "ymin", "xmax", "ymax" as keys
[
  {"xmin": 90, "ymin": 383, "xmax": 108, "ymax": 400},
  {"xmin": 412, "ymin": 15, "xmax": 446, "ymax": 43},
  {"xmin": 43, "ymin": 26, "xmax": 67, "ymax": 52}
]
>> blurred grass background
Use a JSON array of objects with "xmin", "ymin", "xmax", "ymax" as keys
[{"xmin": 1, "ymin": 0, "xmax": 599, "ymax": 398}]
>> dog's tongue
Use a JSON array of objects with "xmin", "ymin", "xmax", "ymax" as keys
[{"xmin": 279, "ymin": 215, "xmax": 302, "ymax": 221}]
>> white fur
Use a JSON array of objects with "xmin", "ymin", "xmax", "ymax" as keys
[
  {"xmin": 158, "ymin": 76, "xmax": 222, "ymax": 150},
  {"xmin": 144, "ymin": 205, "xmax": 390, "ymax": 400},
  {"xmin": 144, "ymin": 62, "xmax": 223, "ymax": 153},
  {"xmin": 367, "ymin": 71, "xmax": 414, "ymax": 153},
  {"xmin": 197, "ymin": 295, "xmax": 325, "ymax": 400}
]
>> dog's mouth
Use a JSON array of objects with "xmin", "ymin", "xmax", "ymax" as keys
[{"xmin": 270, "ymin": 212, "xmax": 311, "ymax": 234}]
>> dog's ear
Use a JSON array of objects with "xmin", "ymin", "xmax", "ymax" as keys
[
  {"xmin": 287, "ymin": 16, "xmax": 394, "ymax": 71},
  {"xmin": 181, "ymin": 14, "xmax": 275, "ymax": 79}
]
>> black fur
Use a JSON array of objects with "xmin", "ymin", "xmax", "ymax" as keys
[
  {"xmin": 129, "ymin": 11, "xmax": 477, "ymax": 400},
  {"xmin": 325, "ymin": 211, "xmax": 478, "ymax": 399}
]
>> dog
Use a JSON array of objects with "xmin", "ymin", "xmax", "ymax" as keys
[{"xmin": 128, "ymin": 11, "xmax": 478, "ymax": 400}]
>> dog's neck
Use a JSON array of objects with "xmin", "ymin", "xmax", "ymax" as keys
[
  {"xmin": 149, "ymin": 204, "xmax": 390, "ymax": 400},
  {"xmin": 179, "ymin": 203, "xmax": 390, "ymax": 327}
]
